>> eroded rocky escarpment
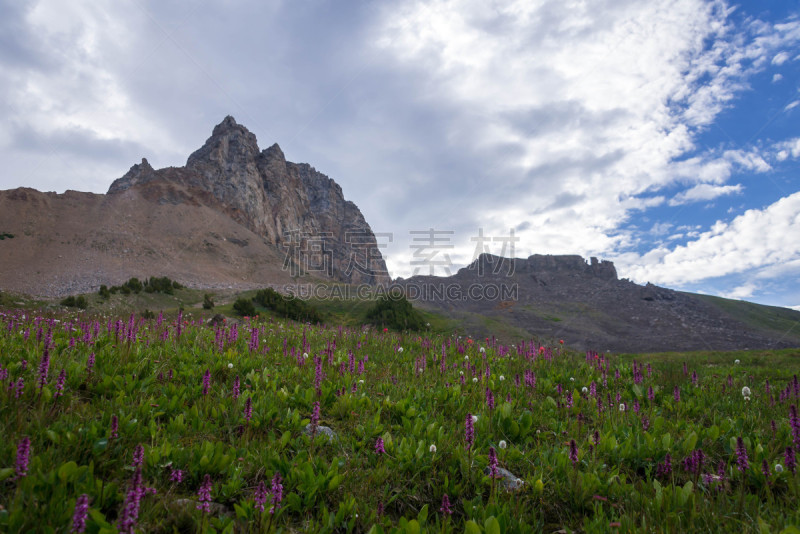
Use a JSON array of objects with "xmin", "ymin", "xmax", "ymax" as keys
[
  {"xmin": 108, "ymin": 116, "xmax": 389, "ymax": 286},
  {"xmin": 0, "ymin": 117, "xmax": 389, "ymax": 297}
]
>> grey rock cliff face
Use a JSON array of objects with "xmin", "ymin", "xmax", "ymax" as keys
[{"xmin": 108, "ymin": 116, "xmax": 390, "ymax": 285}]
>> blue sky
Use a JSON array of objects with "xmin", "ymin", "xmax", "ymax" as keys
[{"xmin": 0, "ymin": 0, "xmax": 799, "ymax": 309}]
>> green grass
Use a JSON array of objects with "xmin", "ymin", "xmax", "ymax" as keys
[
  {"xmin": 1, "ymin": 306, "xmax": 800, "ymax": 532},
  {"xmin": 691, "ymin": 293, "xmax": 800, "ymax": 342}
]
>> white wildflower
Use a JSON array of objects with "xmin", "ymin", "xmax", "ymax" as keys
[
  {"xmin": 734, "ymin": 359, "xmax": 740, "ymax": 364},
  {"xmin": 398, "ymin": 347, "xmax": 403, "ymax": 353},
  {"xmin": 429, "ymin": 444, "xmax": 437, "ymax": 453},
  {"xmin": 741, "ymin": 386, "xmax": 751, "ymax": 397},
  {"xmin": 472, "ymin": 377, "xmax": 478, "ymax": 383},
  {"xmin": 498, "ymin": 440, "xmax": 507, "ymax": 449},
  {"xmin": 581, "ymin": 387, "xmax": 588, "ymax": 394},
  {"xmin": 619, "ymin": 404, "xmax": 625, "ymax": 412},
  {"xmin": 775, "ymin": 464, "xmax": 784, "ymax": 473},
  {"xmin": 227, "ymin": 363, "xmax": 234, "ymax": 369},
  {"xmin": 499, "ymin": 375, "xmax": 505, "ymax": 381},
  {"xmin": 472, "ymin": 415, "xmax": 479, "ymax": 423},
  {"xmin": 464, "ymin": 355, "xmax": 469, "ymax": 361},
  {"xmin": 570, "ymin": 377, "xmax": 575, "ymax": 382},
  {"xmin": 480, "ymin": 347, "xmax": 485, "ymax": 353},
  {"xmin": 302, "ymin": 352, "xmax": 309, "ymax": 359}
]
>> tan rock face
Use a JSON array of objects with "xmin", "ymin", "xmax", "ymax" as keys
[
  {"xmin": 0, "ymin": 116, "xmax": 390, "ymax": 297},
  {"xmin": 109, "ymin": 116, "xmax": 390, "ymax": 286}
]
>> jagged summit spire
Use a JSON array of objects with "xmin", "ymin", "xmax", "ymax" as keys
[
  {"xmin": 211, "ymin": 115, "xmax": 240, "ymax": 136},
  {"xmin": 263, "ymin": 142, "xmax": 285, "ymax": 161},
  {"xmin": 187, "ymin": 116, "xmax": 259, "ymax": 169}
]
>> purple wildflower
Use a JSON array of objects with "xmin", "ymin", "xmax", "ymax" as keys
[
  {"xmin": 254, "ymin": 480, "xmax": 268, "ymax": 513},
  {"xmin": 197, "ymin": 474, "xmax": 213, "ymax": 513},
  {"xmin": 38, "ymin": 347, "xmax": 50, "ymax": 390},
  {"xmin": 269, "ymin": 472, "xmax": 283, "ymax": 514},
  {"xmin": 485, "ymin": 388, "xmax": 495, "ymax": 411},
  {"xmin": 786, "ymin": 446, "xmax": 796, "ymax": 475},
  {"xmin": 15, "ymin": 377, "xmax": 24, "ymax": 399},
  {"xmin": 110, "ymin": 414, "xmax": 119, "ymax": 439},
  {"xmin": 86, "ymin": 353, "xmax": 95, "ymax": 375},
  {"xmin": 375, "ymin": 437, "xmax": 386, "ymax": 455},
  {"xmin": 117, "ymin": 468, "xmax": 143, "ymax": 534},
  {"xmin": 569, "ymin": 439, "xmax": 579, "ymax": 467},
  {"xmin": 70, "ymin": 494, "xmax": 89, "ymax": 533},
  {"xmin": 762, "ymin": 459, "xmax": 771, "ymax": 484},
  {"xmin": 647, "ymin": 386, "xmax": 654, "ymax": 402},
  {"xmin": 440, "ymin": 494, "xmax": 452, "ymax": 516},
  {"xmin": 488, "ymin": 446, "xmax": 499, "ymax": 478},
  {"xmin": 465, "ymin": 413, "xmax": 475, "ymax": 450},
  {"xmin": 656, "ymin": 453, "xmax": 672, "ymax": 478},
  {"xmin": 169, "ymin": 468, "xmax": 184, "ymax": 483},
  {"xmin": 54, "ymin": 368, "xmax": 67, "ymax": 399},
  {"xmin": 790, "ymin": 405, "xmax": 800, "ymax": 450},
  {"xmin": 244, "ymin": 397, "xmax": 253, "ymax": 423},
  {"xmin": 736, "ymin": 437, "xmax": 748, "ymax": 473},
  {"xmin": 202, "ymin": 369, "xmax": 211, "ymax": 396},
  {"xmin": 132, "ymin": 444, "xmax": 144, "ymax": 467},
  {"xmin": 673, "ymin": 386, "xmax": 680, "ymax": 403},
  {"xmin": 232, "ymin": 375, "xmax": 240, "ymax": 400},
  {"xmin": 15, "ymin": 436, "xmax": 31, "ymax": 480},
  {"xmin": 314, "ymin": 356, "xmax": 323, "ymax": 396}
]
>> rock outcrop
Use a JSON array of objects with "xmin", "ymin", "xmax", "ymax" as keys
[
  {"xmin": 393, "ymin": 253, "xmax": 800, "ymax": 352},
  {"xmin": 108, "ymin": 116, "xmax": 390, "ymax": 286},
  {"xmin": 0, "ymin": 116, "xmax": 390, "ymax": 296}
]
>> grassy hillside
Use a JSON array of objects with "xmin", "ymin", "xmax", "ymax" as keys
[{"xmin": 690, "ymin": 293, "xmax": 800, "ymax": 342}]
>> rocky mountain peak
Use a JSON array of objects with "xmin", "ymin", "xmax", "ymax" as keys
[
  {"xmin": 186, "ymin": 115, "xmax": 260, "ymax": 170},
  {"xmin": 104, "ymin": 116, "xmax": 390, "ymax": 286},
  {"xmin": 107, "ymin": 157, "xmax": 157, "ymax": 194},
  {"xmin": 263, "ymin": 142, "xmax": 285, "ymax": 162}
]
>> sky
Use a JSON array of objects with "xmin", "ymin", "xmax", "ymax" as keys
[{"xmin": 1, "ymin": 0, "xmax": 799, "ymax": 309}]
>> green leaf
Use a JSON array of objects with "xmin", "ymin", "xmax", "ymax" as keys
[
  {"xmin": 58, "ymin": 461, "xmax": 78, "ymax": 483},
  {"xmin": 328, "ymin": 474, "xmax": 342, "ymax": 491},
  {"xmin": 0, "ymin": 468, "xmax": 14, "ymax": 482},
  {"xmin": 417, "ymin": 504, "xmax": 428, "ymax": 524},
  {"xmin": 485, "ymin": 516, "xmax": 501, "ymax": 534},
  {"xmin": 93, "ymin": 438, "xmax": 108, "ymax": 454},
  {"xmin": 465, "ymin": 520, "xmax": 482, "ymax": 534},
  {"xmin": 88, "ymin": 509, "xmax": 111, "ymax": 528},
  {"xmin": 780, "ymin": 527, "xmax": 800, "ymax": 534},
  {"xmin": 404, "ymin": 519, "xmax": 420, "ymax": 534},
  {"xmin": 682, "ymin": 432, "xmax": 698, "ymax": 454}
]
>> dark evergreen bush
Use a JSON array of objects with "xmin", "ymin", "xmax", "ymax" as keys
[
  {"xmin": 253, "ymin": 288, "xmax": 322, "ymax": 323},
  {"xmin": 365, "ymin": 294, "xmax": 425, "ymax": 331},
  {"xmin": 232, "ymin": 297, "xmax": 256, "ymax": 317}
]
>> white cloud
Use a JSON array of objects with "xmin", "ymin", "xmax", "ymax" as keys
[
  {"xmin": 772, "ymin": 51, "xmax": 791, "ymax": 65},
  {"xmin": 772, "ymin": 73, "xmax": 783, "ymax": 82},
  {"xmin": 785, "ymin": 100, "xmax": 800, "ymax": 112},
  {"xmin": 374, "ymin": 0, "xmax": 799, "ymax": 276},
  {"xmin": 618, "ymin": 191, "xmax": 800, "ymax": 286},
  {"xmin": 668, "ymin": 183, "xmax": 743, "ymax": 206},
  {"xmin": 775, "ymin": 138, "xmax": 800, "ymax": 161},
  {"xmin": 722, "ymin": 282, "xmax": 758, "ymax": 299}
]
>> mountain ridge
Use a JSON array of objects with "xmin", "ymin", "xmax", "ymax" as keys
[
  {"xmin": 392, "ymin": 252, "xmax": 800, "ymax": 352},
  {"xmin": 0, "ymin": 116, "xmax": 389, "ymax": 296}
]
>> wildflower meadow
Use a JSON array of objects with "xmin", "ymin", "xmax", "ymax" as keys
[{"xmin": 0, "ymin": 308, "xmax": 799, "ymax": 533}]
